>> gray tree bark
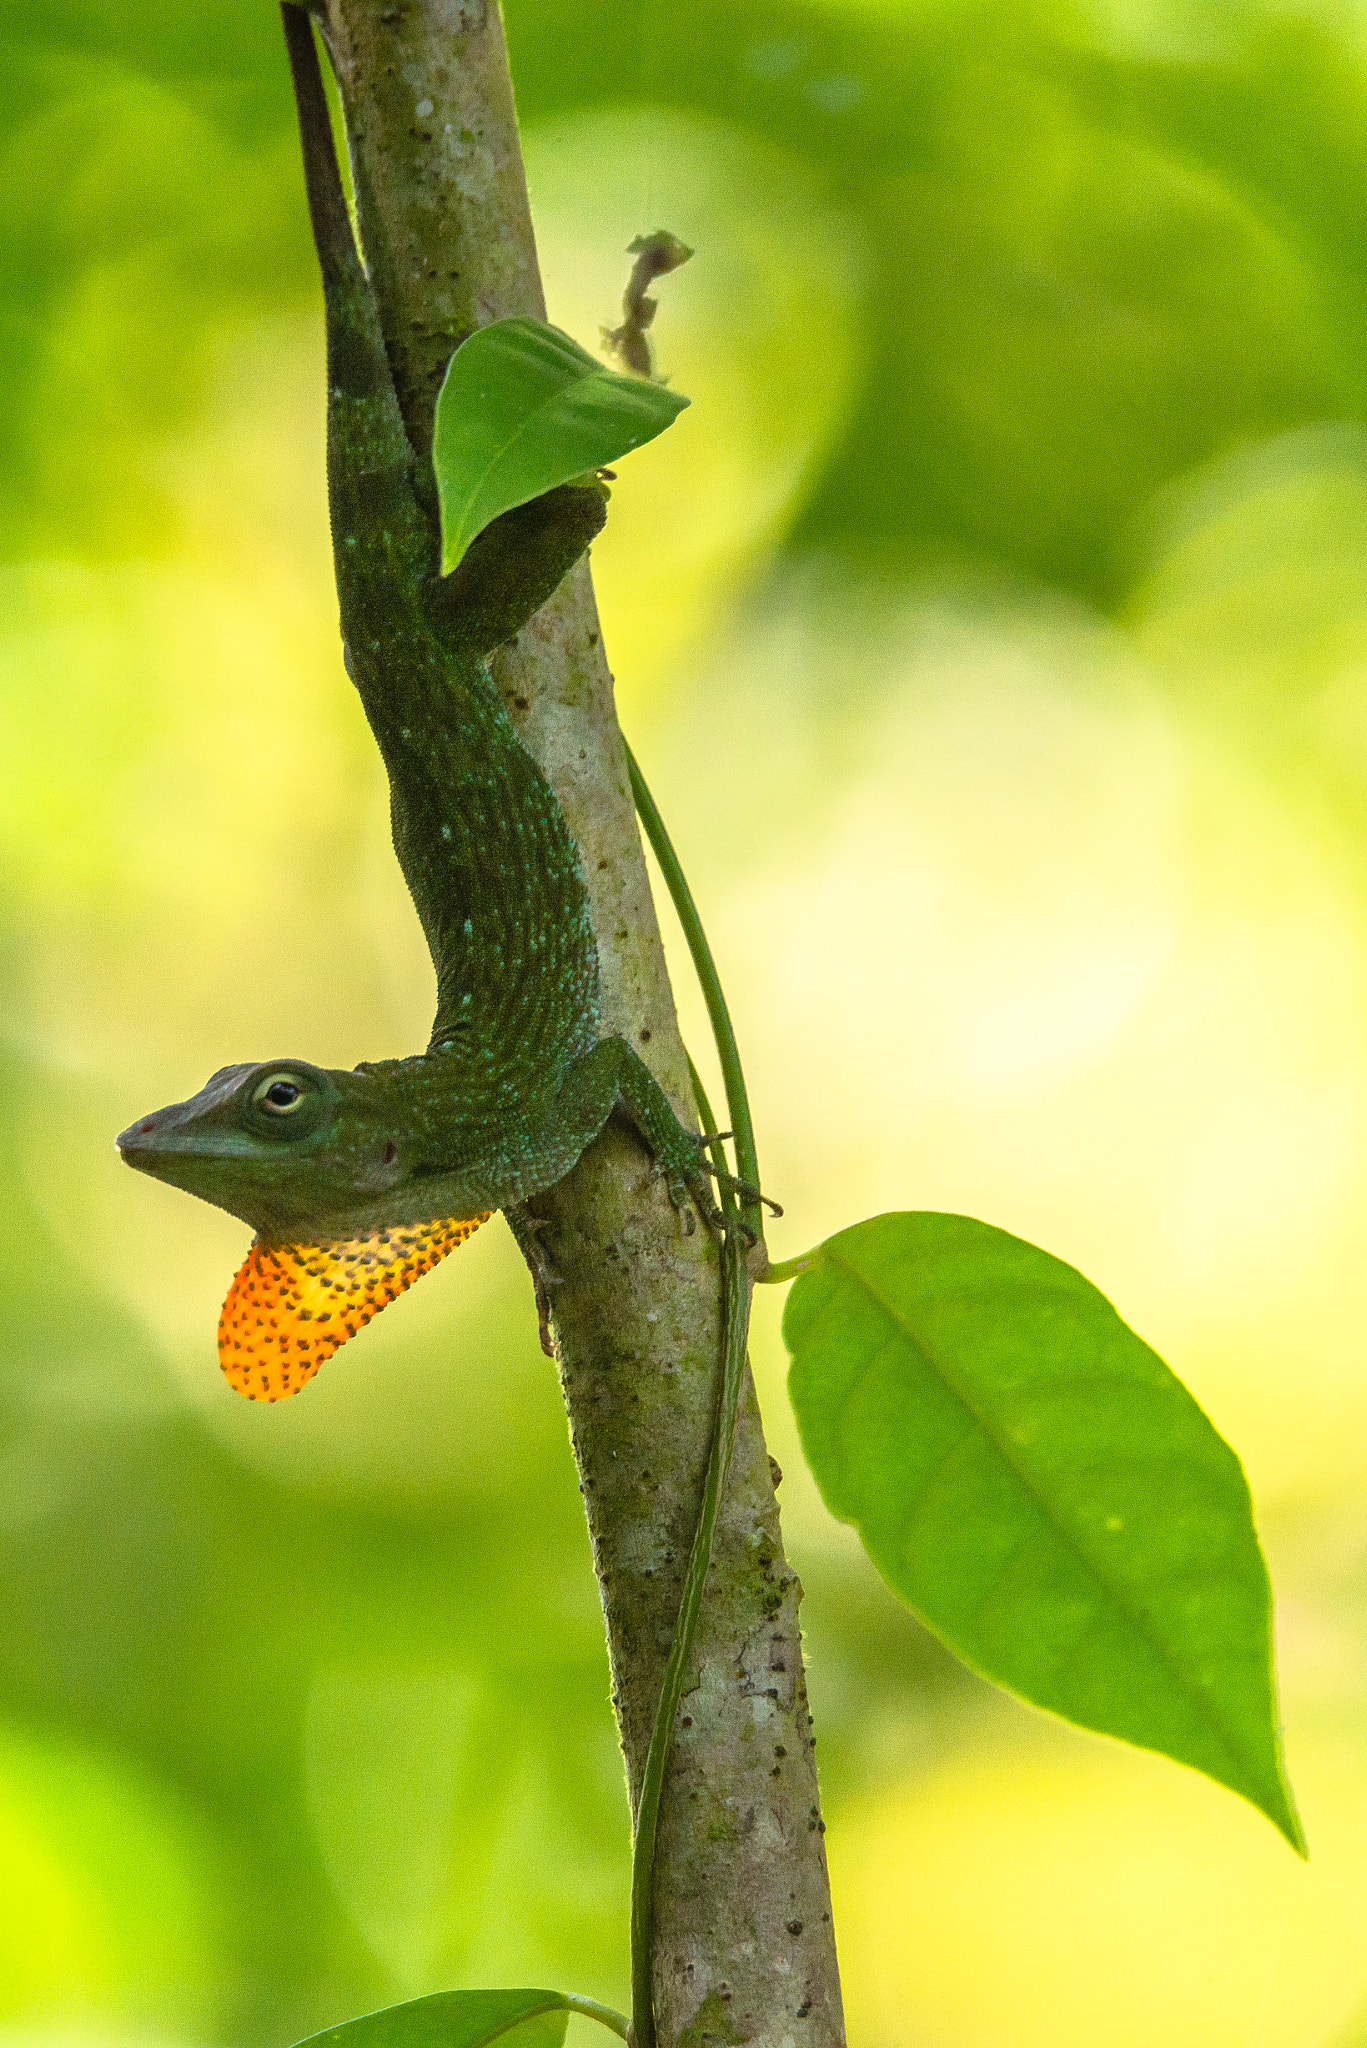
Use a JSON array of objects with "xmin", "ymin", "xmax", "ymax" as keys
[{"xmin": 313, "ymin": 6, "xmax": 845, "ymax": 2042}]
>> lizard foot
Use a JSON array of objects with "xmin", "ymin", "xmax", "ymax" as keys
[
  {"xmin": 663, "ymin": 1170, "xmax": 699, "ymax": 1235},
  {"xmin": 718, "ymin": 1171, "xmax": 783, "ymax": 1219},
  {"xmin": 690, "ymin": 1140, "xmax": 783, "ymax": 1224}
]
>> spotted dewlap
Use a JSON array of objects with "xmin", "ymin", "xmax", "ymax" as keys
[{"xmin": 218, "ymin": 1215, "xmax": 491, "ymax": 1400}]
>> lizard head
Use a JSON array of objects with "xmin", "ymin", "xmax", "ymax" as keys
[
  {"xmin": 117, "ymin": 1060, "xmax": 489, "ymax": 1400},
  {"xmin": 116, "ymin": 1058, "xmax": 393, "ymax": 1239}
]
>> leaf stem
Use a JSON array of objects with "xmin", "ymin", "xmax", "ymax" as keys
[
  {"xmin": 625, "ymin": 741, "xmax": 762, "ymax": 1240},
  {"xmin": 563, "ymin": 1996, "xmax": 631, "ymax": 2041},
  {"xmin": 628, "ymin": 1213, "xmax": 749, "ymax": 2048},
  {"xmin": 757, "ymin": 1250, "xmax": 818, "ymax": 1284}
]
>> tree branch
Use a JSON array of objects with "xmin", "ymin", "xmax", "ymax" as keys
[{"xmin": 315, "ymin": 5, "xmax": 844, "ymax": 2040}]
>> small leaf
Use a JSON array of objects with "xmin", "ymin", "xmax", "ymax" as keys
[
  {"xmin": 783, "ymin": 1211, "xmax": 1305, "ymax": 1853},
  {"xmin": 292, "ymin": 1989, "xmax": 624, "ymax": 2048},
  {"xmin": 433, "ymin": 317, "xmax": 688, "ymax": 571}
]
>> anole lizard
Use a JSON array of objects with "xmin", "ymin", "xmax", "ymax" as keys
[{"xmin": 117, "ymin": 4, "xmax": 742, "ymax": 1402}]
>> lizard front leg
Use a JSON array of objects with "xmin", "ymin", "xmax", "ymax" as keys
[{"xmin": 551, "ymin": 1038, "xmax": 763, "ymax": 1236}]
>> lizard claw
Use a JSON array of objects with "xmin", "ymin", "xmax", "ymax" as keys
[
  {"xmin": 688, "ymin": 1134, "xmax": 782, "ymax": 1221},
  {"xmin": 665, "ymin": 1174, "xmax": 698, "ymax": 1234}
]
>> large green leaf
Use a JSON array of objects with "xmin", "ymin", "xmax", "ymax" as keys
[
  {"xmin": 293, "ymin": 1989, "xmax": 626, "ymax": 2048},
  {"xmin": 432, "ymin": 317, "xmax": 688, "ymax": 571},
  {"xmin": 783, "ymin": 1211, "xmax": 1305, "ymax": 1853}
]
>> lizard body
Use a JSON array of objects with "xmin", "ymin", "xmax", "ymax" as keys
[{"xmin": 117, "ymin": 5, "xmax": 728, "ymax": 1400}]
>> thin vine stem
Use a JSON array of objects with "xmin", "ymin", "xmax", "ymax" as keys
[
  {"xmin": 623, "ymin": 754, "xmax": 760, "ymax": 2045},
  {"xmin": 628, "ymin": 1211, "xmax": 748, "ymax": 2048},
  {"xmin": 687, "ymin": 1051, "xmax": 728, "ymax": 1186},
  {"xmin": 625, "ymin": 741, "xmax": 762, "ymax": 1240}
]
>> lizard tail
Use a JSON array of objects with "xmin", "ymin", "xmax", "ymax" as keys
[
  {"xmin": 281, "ymin": 6, "xmax": 358, "ymax": 299},
  {"xmin": 282, "ymin": 0, "xmax": 420, "ymax": 549}
]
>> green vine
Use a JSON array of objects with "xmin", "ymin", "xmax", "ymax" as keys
[
  {"xmin": 624, "ymin": 742, "xmax": 763, "ymax": 1242},
  {"xmin": 628, "ymin": 1213, "xmax": 749, "ymax": 2048}
]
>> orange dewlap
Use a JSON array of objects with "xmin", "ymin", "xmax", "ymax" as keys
[{"xmin": 218, "ymin": 1215, "xmax": 491, "ymax": 1401}]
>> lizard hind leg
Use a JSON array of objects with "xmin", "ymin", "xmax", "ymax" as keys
[
  {"xmin": 218, "ymin": 1215, "xmax": 490, "ymax": 1401},
  {"xmin": 504, "ymin": 1203, "xmax": 563, "ymax": 1358}
]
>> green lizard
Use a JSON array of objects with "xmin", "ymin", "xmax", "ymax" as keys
[{"xmin": 117, "ymin": 3, "xmax": 739, "ymax": 1402}]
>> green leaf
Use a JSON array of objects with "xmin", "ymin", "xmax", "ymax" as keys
[
  {"xmin": 292, "ymin": 1989, "xmax": 627, "ymax": 2048},
  {"xmin": 783, "ymin": 1211, "xmax": 1305, "ymax": 1854},
  {"xmin": 432, "ymin": 317, "xmax": 689, "ymax": 571}
]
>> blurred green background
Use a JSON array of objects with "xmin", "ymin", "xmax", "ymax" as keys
[{"xmin": 5, "ymin": 0, "xmax": 1367, "ymax": 2042}]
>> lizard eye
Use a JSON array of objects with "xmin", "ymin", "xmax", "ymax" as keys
[
  {"xmin": 254, "ymin": 1074, "xmax": 308, "ymax": 1115},
  {"xmin": 242, "ymin": 1062, "xmax": 333, "ymax": 1141}
]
